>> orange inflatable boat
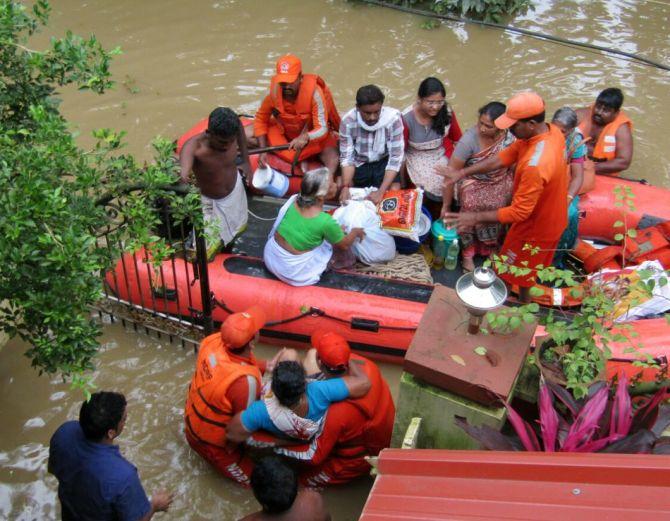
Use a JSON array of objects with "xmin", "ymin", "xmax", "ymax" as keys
[{"xmin": 136, "ymin": 120, "xmax": 670, "ymax": 381}]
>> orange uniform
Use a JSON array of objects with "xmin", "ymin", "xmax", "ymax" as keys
[
  {"xmin": 578, "ymin": 107, "xmax": 632, "ymax": 165},
  {"xmin": 184, "ymin": 306, "xmax": 266, "ymax": 486},
  {"xmin": 577, "ymin": 107, "xmax": 633, "ymax": 192},
  {"xmin": 496, "ymin": 123, "xmax": 568, "ymax": 287},
  {"xmin": 254, "ymin": 67, "xmax": 340, "ymax": 165}
]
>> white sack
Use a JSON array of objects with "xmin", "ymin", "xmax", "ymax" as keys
[{"xmin": 333, "ymin": 200, "xmax": 396, "ymax": 265}]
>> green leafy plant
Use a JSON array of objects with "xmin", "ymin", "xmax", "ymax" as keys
[
  {"xmin": 0, "ymin": 1, "xmax": 200, "ymax": 385},
  {"xmin": 486, "ymin": 187, "xmax": 669, "ymax": 399},
  {"xmin": 381, "ymin": 0, "xmax": 533, "ymax": 23}
]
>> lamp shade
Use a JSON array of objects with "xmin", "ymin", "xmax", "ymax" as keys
[{"xmin": 455, "ymin": 267, "xmax": 508, "ymax": 316}]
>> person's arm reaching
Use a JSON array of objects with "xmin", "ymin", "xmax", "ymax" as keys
[
  {"xmin": 436, "ymin": 154, "xmax": 506, "ymax": 188},
  {"xmin": 254, "ymin": 95, "xmax": 273, "ymax": 167},
  {"xmin": 444, "ymin": 165, "xmax": 543, "ymax": 231},
  {"xmin": 341, "ymin": 359, "xmax": 371, "ymax": 398},
  {"xmin": 441, "ymin": 154, "xmax": 466, "ymax": 217},
  {"xmin": 116, "ymin": 468, "xmax": 173, "ymax": 521},
  {"xmin": 179, "ymin": 136, "xmax": 197, "ymax": 183},
  {"xmin": 138, "ymin": 490, "xmax": 174, "ymax": 521},
  {"xmin": 237, "ymin": 118, "xmax": 252, "ymax": 182},
  {"xmin": 306, "ymin": 86, "xmax": 328, "ymax": 143},
  {"xmin": 333, "ymin": 228, "xmax": 365, "ymax": 250},
  {"xmin": 226, "ymin": 411, "xmax": 252, "ymax": 444},
  {"xmin": 437, "ymin": 139, "xmax": 519, "ymax": 188},
  {"xmin": 568, "ymin": 162, "xmax": 584, "ymax": 199}
]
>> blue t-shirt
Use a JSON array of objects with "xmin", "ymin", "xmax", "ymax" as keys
[
  {"xmin": 241, "ymin": 378, "xmax": 349, "ymax": 437},
  {"xmin": 48, "ymin": 421, "xmax": 151, "ymax": 521}
]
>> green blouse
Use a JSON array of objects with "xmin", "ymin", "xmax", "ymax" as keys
[{"xmin": 277, "ymin": 204, "xmax": 345, "ymax": 251}]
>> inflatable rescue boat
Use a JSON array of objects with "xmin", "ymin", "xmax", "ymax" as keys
[{"xmin": 126, "ymin": 118, "xmax": 670, "ymax": 381}]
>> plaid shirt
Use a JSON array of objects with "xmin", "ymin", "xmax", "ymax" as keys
[{"xmin": 339, "ymin": 108, "xmax": 405, "ymax": 172}]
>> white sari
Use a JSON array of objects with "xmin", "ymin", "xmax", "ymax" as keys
[{"xmin": 263, "ymin": 195, "xmax": 333, "ymax": 286}]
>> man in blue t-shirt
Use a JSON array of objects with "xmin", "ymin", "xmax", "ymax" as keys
[
  {"xmin": 48, "ymin": 391, "xmax": 173, "ymax": 521},
  {"xmin": 226, "ymin": 360, "xmax": 370, "ymax": 443}
]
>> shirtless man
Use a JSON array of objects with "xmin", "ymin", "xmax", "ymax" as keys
[
  {"xmin": 179, "ymin": 107, "xmax": 250, "ymax": 253},
  {"xmin": 241, "ymin": 456, "xmax": 330, "ymax": 521},
  {"xmin": 576, "ymin": 88, "xmax": 633, "ymax": 177}
]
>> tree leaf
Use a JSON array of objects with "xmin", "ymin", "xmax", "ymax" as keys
[
  {"xmin": 474, "ymin": 346, "xmax": 488, "ymax": 356},
  {"xmin": 450, "ymin": 354, "xmax": 466, "ymax": 366}
]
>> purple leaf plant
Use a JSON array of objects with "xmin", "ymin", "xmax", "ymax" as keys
[{"xmin": 457, "ymin": 374, "xmax": 670, "ymax": 453}]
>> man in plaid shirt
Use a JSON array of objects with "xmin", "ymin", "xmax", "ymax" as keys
[{"xmin": 339, "ymin": 85, "xmax": 404, "ymax": 205}]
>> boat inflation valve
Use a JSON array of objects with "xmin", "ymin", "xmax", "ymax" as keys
[{"xmin": 455, "ymin": 266, "xmax": 507, "ymax": 334}]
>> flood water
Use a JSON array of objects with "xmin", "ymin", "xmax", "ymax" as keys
[
  {"xmin": 0, "ymin": 322, "xmax": 402, "ymax": 520},
  {"xmin": 3, "ymin": 0, "xmax": 670, "ymax": 519},
  {"xmin": 40, "ymin": 0, "xmax": 670, "ymax": 186}
]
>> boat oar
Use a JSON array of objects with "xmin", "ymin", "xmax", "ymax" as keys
[
  {"xmin": 290, "ymin": 123, "xmax": 310, "ymax": 175},
  {"xmin": 247, "ymin": 144, "xmax": 291, "ymax": 155}
]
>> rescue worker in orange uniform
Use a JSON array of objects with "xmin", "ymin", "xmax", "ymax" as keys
[
  {"xmin": 254, "ymin": 54, "xmax": 341, "ymax": 191},
  {"xmin": 271, "ymin": 331, "xmax": 395, "ymax": 486},
  {"xmin": 576, "ymin": 88, "xmax": 633, "ymax": 189},
  {"xmin": 183, "ymin": 305, "xmax": 267, "ymax": 487},
  {"xmin": 441, "ymin": 92, "xmax": 568, "ymax": 303}
]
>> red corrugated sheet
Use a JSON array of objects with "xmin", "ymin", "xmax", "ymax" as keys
[{"xmin": 359, "ymin": 449, "xmax": 670, "ymax": 520}]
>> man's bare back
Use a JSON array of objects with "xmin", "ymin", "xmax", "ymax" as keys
[
  {"xmin": 240, "ymin": 489, "xmax": 330, "ymax": 521},
  {"xmin": 179, "ymin": 132, "xmax": 240, "ymax": 200}
]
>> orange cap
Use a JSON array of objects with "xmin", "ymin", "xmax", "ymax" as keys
[
  {"xmin": 494, "ymin": 91, "xmax": 545, "ymax": 129},
  {"xmin": 274, "ymin": 54, "xmax": 301, "ymax": 84},
  {"xmin": 311, "ymin": 330, "xmax": 350, "ymax": 370},
  {"xmin": 220, "ymin": 306, "xmax": 266, "ymax": 350}
]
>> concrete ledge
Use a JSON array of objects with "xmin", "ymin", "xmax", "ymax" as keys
[{"xmin": 391, "ymin": 372, "xmax": 507, "ymax": 449}]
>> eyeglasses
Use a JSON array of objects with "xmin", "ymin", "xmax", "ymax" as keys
[{"xmin": 423, "ymin": 99, "xmax": 446, "ymax": 107}]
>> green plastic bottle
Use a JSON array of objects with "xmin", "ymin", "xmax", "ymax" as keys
[
  {"xmin": 432, "ymin": 235, "xmax": 446, "ymax": 269},
  {"xmin": 444, "ymin": 239, "xmax": 460, "ymax": 270}
]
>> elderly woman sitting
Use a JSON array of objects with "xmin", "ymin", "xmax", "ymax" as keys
[
  {"xmin": 264, "ymin": 168, "xmax": 365, "ymax": 286},
  {"xmin": 551, "ymin": 106, "xmax": 588, "ymax": 267}
]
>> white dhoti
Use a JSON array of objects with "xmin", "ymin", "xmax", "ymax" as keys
[
  {"xmin": 201, "ymin": 172, "xmax": 248, "ymax": 247},
  {"xmin": 263, "ymin": 196, "xmax": 333, "ymax": 287}
]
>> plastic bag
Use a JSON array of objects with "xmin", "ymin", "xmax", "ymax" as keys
[
  {"xmin": 333, "ymin": 200, "xmax": 396, "ymax": 264},
  {"xmin": 347, "ymin": 187, "xmax": 377, "ymax": 201},
  {"xmin": 377, "ymin": 189, "xmax": 424, "ymax": 242},
  {"xmin": 589, "ymin": 260, "xmax": 670, "ymax": 322}
]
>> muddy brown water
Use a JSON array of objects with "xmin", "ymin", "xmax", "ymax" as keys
[
  {"xmin": 38, "ymin": 0, "xmax": 670, "ymax": 187},
  {"xmin": 0, "ymin": 322, "xmax": 402, "ymax": 520},
  {"xmin": 3, "ymin": 0, "xmax": 670, "ymax": 519}
]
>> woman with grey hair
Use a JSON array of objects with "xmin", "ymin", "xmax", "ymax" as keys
[
  {"xmin": 264, "ymin": 168, "xmax": 365, "ymax": 286},
  {"xmin": 551, "ymin": 106, "xmax": 589, "ymax": 267}
]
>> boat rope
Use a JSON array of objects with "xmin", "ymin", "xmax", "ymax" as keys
[
  {"xmin": 211, "ymin": 296, "xmax": 417, "ymax": 331},
  {"xmin": 247, "ymin": 207, "xmax": 279, "ymax": 221},
  {"xmin": 353, "ymin": 252, "xmax": 434, "ymax": 285},
  {"xmin": 358, "ymin": 0, "xmax": 670, "ymax": 72}
]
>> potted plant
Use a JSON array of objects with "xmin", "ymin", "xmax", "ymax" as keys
[{"xmin": 456, "ymin": 374, "xmax": 670, "ymax": 453}]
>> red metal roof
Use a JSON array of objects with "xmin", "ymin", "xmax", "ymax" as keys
[{"xmin": 359, "ymin": 449, "xmax": 670, "ymax": 520}]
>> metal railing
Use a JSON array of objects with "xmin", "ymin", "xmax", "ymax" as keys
[{"xmin": 97, "ymin": 185, "xmax": 215, "ymax": 347}]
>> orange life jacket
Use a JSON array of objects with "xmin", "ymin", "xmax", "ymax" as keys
[
  {"xmin": 624, "ymin": 227, "xmax": 670, "ymax": 267},
  {"xmin": 578, "ymin": 107, "xmax": 632, "ymax": 163},
  {"xmin": 269, "ymin": 73, "xmax": 341, "ymax": 139},
  {"xmin": 333, "ymin": 354, "xmax": 395, "ymax": 459},
  {"xmin": 184, "ymin": 333, "xmax": 262, "ymax": 448}
]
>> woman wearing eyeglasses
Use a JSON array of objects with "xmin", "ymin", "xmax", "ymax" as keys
[{"xmin": 401, "ymin": 77, "xmax": 462, "ymax": 219}]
